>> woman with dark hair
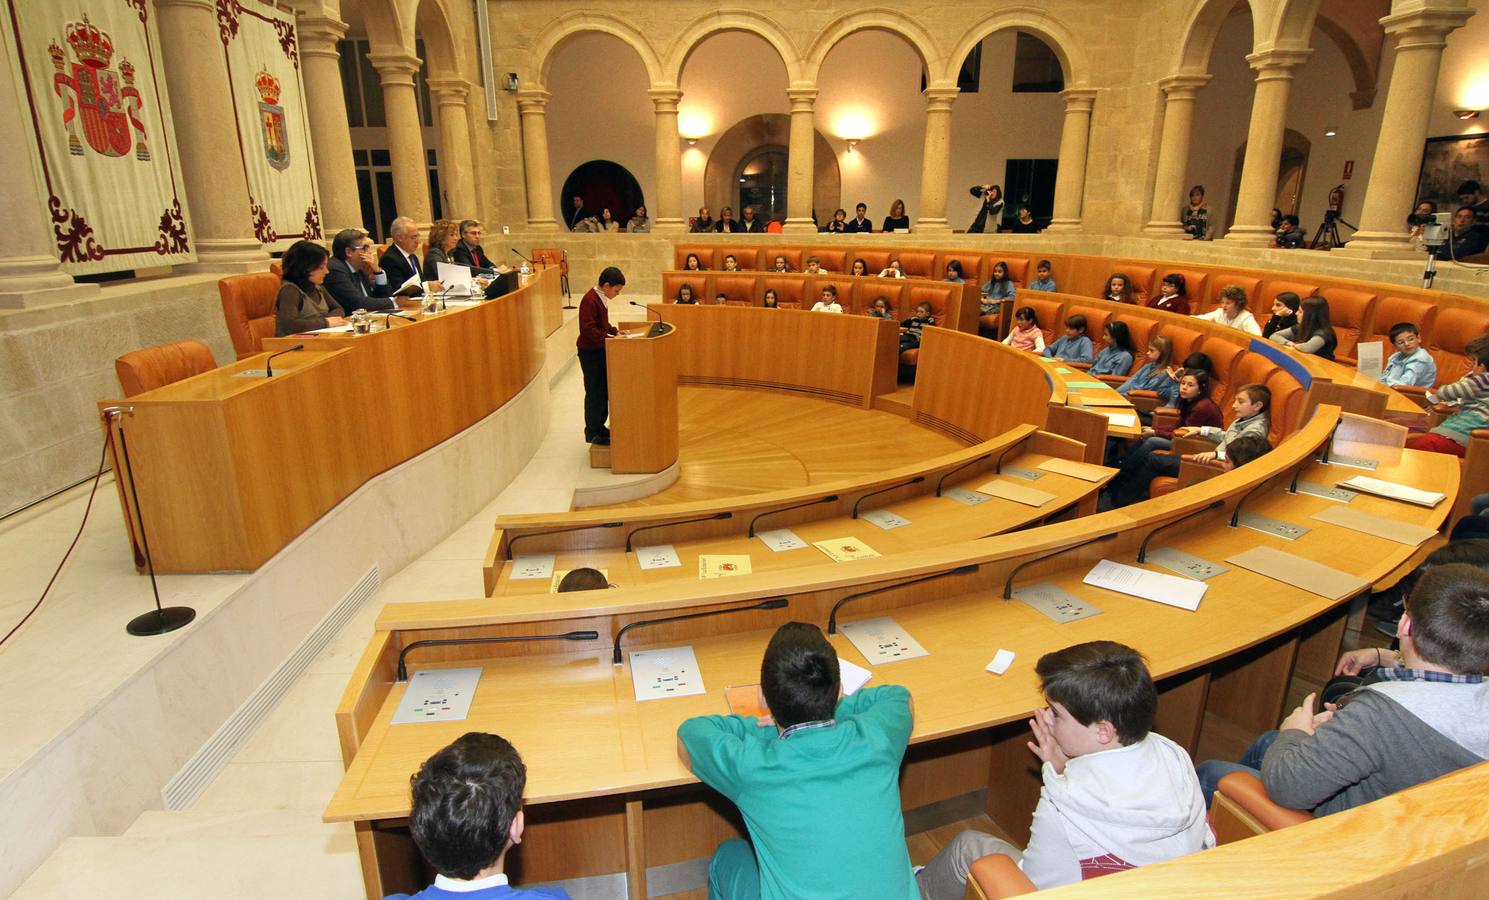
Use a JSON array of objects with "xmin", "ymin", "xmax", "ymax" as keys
[
  {"xmin": 824, "ymin": 208, "xmax": 848, "ymax": 234},
  {"xmin": 1089, "ymin": 321, "xmax": 1135, "ymax": 377},
  {"xmin": 1263, "ymin": 291, "xmax": 1302, "ymax": 340},
  {"xmin": 882, "ymin": 199, "xmax": 910, "ymax": 232},
  {"xmin": 1102, "ymin": 273, "xmax": 1144, "ymax": 305},
  {"xmin": 850, "ymin": 258, "xmax": 869, "ymax": 276},
  {"xmin": 276, "ymin": 240, "xmax": 345, "ymax": 336},
  {"xmin": 1150, "ymin": 273, "xmax": 1191, "ymax": 315},
  {"xmin": 967, "ymin": 184, "xmax": 1004, "ymax": 233},
  {"xmin": 1270, "ymin": 295, "xmax": 1337, "ymax": 359},
  {"xmin": 1181, "ymin": 186, "xmax": 1209, "ymax": 239}
]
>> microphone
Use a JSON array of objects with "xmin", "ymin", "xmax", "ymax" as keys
[
  {"xmin": 384, "ymin": 312, "xmax": 417, "ymax": 326},
  {"xmin": 510, "ymin": 247, "xmax": 536, "ymax": 266},
  {"xmin": 630, "ymin": 300, "xmax": 663, "ymax": 323},
  {"xmin": 264, "ymin": 344, "xmax": 304, "ymax": 377}
]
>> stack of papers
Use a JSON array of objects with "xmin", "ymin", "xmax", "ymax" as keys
[
  {"xmin": 1083, "ymin": 559, "xmax": 1207, "ymax": 611},
  {"xmin": 1336, "ymin": 476, "xmax": 1445, "ymax": 508},
  {"xmin": 813, "ymin": 538, "xmax": 881, "ymax": 562}
]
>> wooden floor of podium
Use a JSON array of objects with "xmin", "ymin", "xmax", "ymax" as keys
[{"xmin": 600, "ymin": 386, "xmax": 966, "ymax": 508}]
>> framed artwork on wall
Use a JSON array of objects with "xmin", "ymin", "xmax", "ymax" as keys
[{"xmin": 1416, "ymin": 133, "xmax": 1489, "ymax": 210}]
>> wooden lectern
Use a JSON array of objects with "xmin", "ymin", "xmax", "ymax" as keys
[{"xmin": 605, "ymin": 322, "xmax": 680, "ymax": 474}]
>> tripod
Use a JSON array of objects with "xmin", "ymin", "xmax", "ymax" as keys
[{"xmin": 1309, "ymin": 210, "xmax": 1356, "ymax": 250}]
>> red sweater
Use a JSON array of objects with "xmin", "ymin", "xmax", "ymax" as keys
[
  {"xmin": 1154, "ymin": 396, "xmax": 1222, "ymax": 439},
  {"xmin": 577, "ymin": 288, "xmax": 617, "ymax": 350}
]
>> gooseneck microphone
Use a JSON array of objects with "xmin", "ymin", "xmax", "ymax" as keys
[
  {"xmin": 629, "ymin": 300, "xmax": 663, "ymax": 323},
  {"xmin": 264, "ymin": 344, "xmax": 304, "ymax": 377},
  {"xmin": 384, "ymin": 312, "xmax": 417, "ymax": 327},
  {"xmin": 510, "ymin": 247, "xmax": 536, "ymax": 266}
]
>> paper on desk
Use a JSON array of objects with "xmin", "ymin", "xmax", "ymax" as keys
[
  {"xmin": 1225, "ymin": 546, "xmax": 1370, "ymax": 601},
  {"xmin": 1336, "ymin": 476, "xmax": 1445, "ymax": 508},
  {"xmin": 510, "ymin": 554, "xmax": 555, "ymax": 580},
  {"xmin": 1083, "ymin": 559, "xmax": 1207, "ymax": 611},
  {"xmin": 1309, "ymin": 506, "xmax": 1436, "ymax": 546},
  {"xmin": 1100, "ymin": 411, "xmax": 1139, "ymax": 428},
  {"xmin": 635, "ymin": 544, "xmax": 682, "ymax": 570},
  {"xmin": 973, "ymin": 478, "xmax": 1057, "ymax": 507},
  {"xmin": 1055, "ymin": 367, "xmax": 1073, "ymax": 374},
  {"xmin": 839, "ymin": 657, "xmax": 873, "ymax": 693},
  {"xmin": 550, "ymin": 567, "xmax": 609, "ymax": 593},
  {"xmin": 1038, "ymin": 458, "xmax": 1117, "ymax": 482},
  {"xmin": 1355, "ymin": 341, "xmax": 1385, "ymax": 382},
  {"xmin": 860, "ymin": 508, "xmax": 912, "ymax": 530},
  {"xmin": 392, "ymin": 667, "xmax": 481, "ymax": 725},
  {"xmin": 814, "ymin": 537, "xmax": 881, "ymax": 562},
  {"xmin": 1071, "ymin": 393, "xmax": 1131, "ymax": 408},
  {"xmin": 838, "ymin": 616, "xmax": 929, "ymax": 665},
  {"xmin": 629, "ymin": 646, "xmax": 706, "ymax": 701},
  {"xmin": 699, "ymin": 554, "xmax": 752, "ymax": 579},
  {"xmin": 437, "ymin": 261, "xmax": 473, "ymax": 289},
  {"xmin": 756, "ymin": 528, "xmax": 808, "ymax": 552},
  {"xmin": 1066, "ymin": 380, "xmax": 1108, "ymax": 389}
]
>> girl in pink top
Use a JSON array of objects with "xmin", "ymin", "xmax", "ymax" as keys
[{"xmin": 1003, "ymin": 306, "xmax": 1046, "ymax": 353}]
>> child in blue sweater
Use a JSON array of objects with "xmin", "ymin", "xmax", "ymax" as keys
[
  {"xmin": 1044, "ymin": 314, "xmax": 1094, "ymax": 364},
  {"xmin": 1116, "ymin": 335, "xmax": 1180, "ymax": 409}
]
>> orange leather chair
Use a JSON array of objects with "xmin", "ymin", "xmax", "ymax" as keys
[
  {"xmin": 269, "ymin": 260, "xmax": 283, "ymax": 278},
  {"xmin": 811, "ymin": 248, "xmax": 848, "ymax": 273},
  {"xmin": 767, "ymin": 248, "xmax": 803, "ymax": 272},
  {"xmin": 1425, "ymin": 305, "xmax": 1489, "ymax": 387},
  {"xmin": 1210, "ymin": 771, "xmax": 1313, "ymax": 844},
  {"xmin": 765, "ymin": 277, "xmax": 805, "ymax": 309},
  {"xmin": 1266, "ymin": 368, "xmax": 1308, "ymax": 442},
  {"xmin": 219, "ymin": 272, "xmax": 283, "ymax": 360},
  {"xmin": 899, "ymin": 250, "xmax": 938, "ymax": 279},
  {"xmin": 860, "ymin": 280, "xmax": 908, "ymax": 318},
  {"xmin": 713, "ymin": 275, "xmax": 758, "ymax": 306},
  {"xmin": 674, "ymin": 244, "xmax": 716, "ymax": 270},
  {"xmin": 1209, "ymin": 273, "xmax": 1261, "ymax": 318},
  {"xmin": 1196, "ymin": 337, "xmax": 1247, "ymax": 410},
  {"xmin": 719, "ymin": 247, "xmax": 763, "ymax": 270},
  {"xmin": 115, "ymin": 340, "xmax": 217, "ymax": 397},
  {"xmin": 996, "ymin": 256, "xmax": 1032, "ymax": 287},
  {"xmin": 1164, "ymin": 325, "xmax": 1207, "ymax": 369},
  {"xmin": 1260, "ymin": 277, "xmax": 1320, "ymax": 307},
  {"xmin": 531, "ymin": 247, "xmax": 571, "ymax": 298},
  {"xmin": 1114, "ymin": 262, "xmax": 1158, "ymax": 298},
  {"xmin": 899, "ymin": 285, "xmax": 958, "ymax": 367},
  {"xmin": 1101, "ymin": 315, "xmax": 1160, "ymax": 385},
  {"xmin": 1158, "ymin": 267, "xmax": 1211, "ymax": 313},
  {"xmin": 1064, "ymin": 305, "xmax": 1111, "ymax": 370},
  {"xmin": 1024, "ymin": 296, "xmax": 1067, "ymax": 348},
  {"xmin": 1318, "ymin": 286, "xmax": 1378, "ymax": 364},
  {"xmin": 1365, "ymin": 295, "xmax": 1437, "ymax": 357},
  {"xmin": 663, "ymin": 273, "xmax": 708, "ymax": 304},
  {"xmin": 854, "ymin": 249, "xmax": 894, "ymax": 274},
  {"xmin": 937, "ymin": 252, "xmax": 985, "ymax": 288},
  {"xmin": 809, "ymin": 275, "xmax": 858, "ymax": 310}
]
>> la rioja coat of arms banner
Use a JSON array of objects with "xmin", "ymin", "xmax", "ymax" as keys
[
  {"xmin": 217, "ymin": 0, "xmax": 322, "ymax": 249},
  {"xmin": 2, "ymin": 0, "xmax": 194, "ymax": 273}
]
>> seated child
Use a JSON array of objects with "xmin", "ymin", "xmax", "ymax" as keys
[
  {"xmin": 980, "ymin": 261, "xmax": 1016, "ymax": 316},
  {"xmin": 900, "ymin": 301, "xmax": 936, "ymax": 351},
  {"xmin": 803, "ymin": 256, "xmax": 827, "ymax": 275},
  {"xmin": 714, "ymin": 293, "xmax": 729, "ymax": 305},
  {"xmin": 1104, "ymin": 385, "xmax": 1269, "ymax": 507},
  {"xmin": 1116, "ymin": 336, "xmax": 1179, "ymax": 409},
  {"xmin": 771, "ymin": 254, "xmax": 792, "ymax": 273},
  {"xmin": 762, "ymin": 289, "xmax": 781, "ymax": 309},
  {"xmin": 1196, "ymin": 563, "xmax": 1489, "ymax": 815},
  {"xmin": 1003, "ymin": 306, "xmax": 1045, "ymax": 353},
  {"xmin": 916, "ymin": 641, "xmax": 1211, "ymax": 897},
  {"xmin": 1043, "ymin": 314, "xmax": 1094, "ymax": 364},
  {"xmin": 386, "ymin": 732, "xmax": 569, "ymax": 899},
  {"xmin": 1088, "ymin": 321, "xmax": 1135, "ymax": 377},
  {"xmin": 674, "ymin": 283, "xmax": 698, "ymax": 305},
  {"xmin": 867, "ymin": 296, "xmax": 894, "ymax": 319},
  {"xmin": 722, "ymin": 254, "xmax": 740, "ymax": 272},
  {"xmin": 1193, "ymin": 285, "xmax": 1261, "ymax": 336},
  {"xmin": 944, "ymin": 259, "xmax": 966, "ymax": 283},
  {"xmin": 1405, "ymin": 334, "xmax": 1489, "ymax": 457},
  {"xmin": 1115, "ymin": 368, "xmax": 1223, "ymax": 468},
  {"xmin": 811, "ymin": 285, "xmax": 843, "ymax": 314},
  {"xmin": 878, "ymin": 258, "xmax": 907, "ymax": 278},
  {"xmin": 678, "ymin": 622, "xmax": 918, "ymax": 899},
  {"xmin": 1379, "ymin": 322, "xmax": 1436, "ymax": 388},
  {"xmin": 1028, "ymin": 260, "xmax": 1057, "ymax": 292}
]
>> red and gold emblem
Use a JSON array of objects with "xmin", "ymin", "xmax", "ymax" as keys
[
  {"xmin": 48, "ymin": 15, "xmax": 150, "ymax": 160},
  {"xmin": 255, "ymin": 70, "xmax": 290, "ymax": 171}
]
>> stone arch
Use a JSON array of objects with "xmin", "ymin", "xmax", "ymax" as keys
[
  {"xmin": 1266, "ymin": 0, "xmax": 1324, "ymax": 49},
  {"xmin": 1175, "ymin": 0, "xmax": 1259, "ymax": 73},
  {"xmin": 704, "ymin": 114, "xmax": 840, "ymax": 222},
  {"xmin": 413, "ymin": 0, "xmax": 464, "ymax": 79},
  {"xmin": 664, "ymin": 10, "xmax": 804, "ymax": 85},
  {"xmin": 1313, "ymin": 6, "xmax": 1384, "ymax": 110},
  {"xmin": 352, "ymin": 0, "xmax": 409, "ymax": 55},
  {"xmin": 531, "ymin": 13, "xmax": 665, "ymax": 89},
  {"xmin": 943, "ymin": 8, "xmax": 1088, "ymax": 88},
  {"xmin": 801, "ymin": 9, "xmax": 943, "ymax": 84}
]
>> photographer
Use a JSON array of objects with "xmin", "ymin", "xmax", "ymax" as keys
[
  {"xmin": 967, "ymin": 184, "xmax": 1004, "ymax": 233},
  {"xmin": 1447, "ymin": 206, "xmax": 1489, "ymax": 260},
  {"xmin": 1407, "ymin": 200, "xmax": 1438, "ymax": 249}
]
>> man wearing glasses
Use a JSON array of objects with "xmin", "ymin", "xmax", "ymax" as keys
[
  {"xmin": 452, "ymin": 219, "xmax": 495, "ymax": 273},
  {"xmin": 326, "ymin": 228, "xmax": 399, "ymax": 313}
]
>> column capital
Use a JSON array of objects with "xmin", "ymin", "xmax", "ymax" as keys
[
  {"xmin": 648, "ymin": 86, "xmax": 683, "ymax": 112},
  {"xmin": 426, "ymin": 78, "xmax": 470, "ymax": 104},
  {"xmin": 1381, "ymin": 6, "xmax": 1474, "ymax": 48},
  {"xmin": 368, "ymin": 52, "xmax": 422, "ymax": 85},
  {"xmin": 787, "ymin": 86, "xmax": 818, "ymax": 110},
  {"xmin": 1246, "ymin": 47, "xmax": 1312, "ymax": 79},
  {"xmin": 515, "ymin": 89, "xmax": 552, "ymax": 114},
  {"xmin": 1157, "ymin": 73, "xmax": 1212, "ymax": 99},
  {"xmin": 924, "ymin": 84, "xmax": 960, "ymax": 110},
  {"xmin": 296, "ymin": 15, "xmax": 347, "ymax": 55},
  {"xmin": 1059, "ymin": 88, "xmax": 1097, "ymax": 112}
]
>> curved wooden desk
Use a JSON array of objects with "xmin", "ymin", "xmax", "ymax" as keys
[
  {"xmin": 328, "ymin": 406, "xmax": 1462, "ymax": 898},
  {"xmin": 98, "ymin": 269, "xmax": 560, "ymax": 573}
]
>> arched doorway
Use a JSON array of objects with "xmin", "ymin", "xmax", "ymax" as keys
[
  {"xmin": 1226, "ymin": 129, "xmax": 1311, "ymax": 231},
  {"xmin": 560, "ymin": 161, "xmax": 646, "ymax": 226},
  {"xmin": 735, "ymin": 147, "xmax": 789, "ymax": 222},
  {"xmin": 704, "ymin": 114, "xmax": 840, "ymax": 224}
]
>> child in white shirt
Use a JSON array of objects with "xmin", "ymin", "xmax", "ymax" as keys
[{"xmin": 1192, "ymin": 285, "xmax": 1261, "ymax": 336}]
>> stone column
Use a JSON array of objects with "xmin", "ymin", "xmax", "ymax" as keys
[
  {"xmin": 368, "ymin": 52, "xmax": 431, "ymax": 224},
  {"xmin": 298, "ymin": 15, "xmax": 362, "ymax": 234},
  {"xmin": 1340, "ymin": 5, "xmax": 1475, "ymax": 257},
  {"xmin": 1046, "ymin": 89, "xmax": 1098, "ymax": 232},
  {"xmin": 0, "ymin": 48, "xmax": 95, "ymax": 307},
  {"xmin": 783, "ymin": 86, "xmax": 818, "ymax": 234},
  {"xmin": 515, "ymin": 90, "xmax": 560, "ymax": 231},
  {"xmin": 914, "ymin": 85, "xmax": 959, "ymax": 234},
  {"xmin": 155, "ymin": 0, "xmax": 270, "ymax": 271},
  {"xmin": 1143, "ymin": 74, "xmax": 1212, "ymax": 237},
  {"xmin": 427, "ymin": 78, "xmax": 478, "ymax": 219},
  {"xmin": 1223, "ymin": 48, "xmax": 1312, "ymax": 244},
  {"xmin": 649, "ymin": 87, "xmax": 685, "ymax": 232}
]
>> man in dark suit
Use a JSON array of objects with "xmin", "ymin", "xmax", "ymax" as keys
[
  {"xmin": 566, "ymin": 195, "xmax": 591, "ymax": 231},
  {"xmin": 843, "ymin": 203, "xmax": 872, "ymax": 233},
  {"xmin": 738, "ymin": 205, "xmax": 766, "ymax": 233},
  {"xmin": 451, "ymin": 219, "xmax": 495, "ymax": 272},
  {"xmin": 379, "ymin": 217, "xmax": 438, "ymax": 293},
  {"xmin": 325, "ymin": 228, "xmax": 399, "ymax": 313}
]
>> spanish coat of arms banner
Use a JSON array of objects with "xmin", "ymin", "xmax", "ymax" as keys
[
  {"xmin": 2, "ymin": 0, "xmax": 194, "ymax": 273},
  {"xmin": 217, "ymin": 0, "xmax": 322, "ymax": 249}
]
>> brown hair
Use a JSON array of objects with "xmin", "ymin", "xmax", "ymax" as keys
[{"xmin": 425, "ymin": 219, "xmax": 458, "ymax": 256}]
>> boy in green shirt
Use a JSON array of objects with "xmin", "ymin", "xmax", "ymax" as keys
[{"xmin": 677, "ymin": 622, "xmax": 918, "ymax": 899}]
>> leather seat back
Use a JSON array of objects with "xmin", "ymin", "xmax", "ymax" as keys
[
  {"xmin": 219, "ymin": 272, "xmax": 282, "ymax": 360},
  {"xmin": 116, "ymin": 340, "xmax": 217, "ymax": 397}
]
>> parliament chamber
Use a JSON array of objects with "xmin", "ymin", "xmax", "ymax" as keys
[{"xmin": 7, "ymin": 0, "xmax": 1489, "ymax": 897}]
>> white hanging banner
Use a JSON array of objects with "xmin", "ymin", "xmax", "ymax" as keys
[
  {"xmin": 217, "ymin": 0, "xmax": 323, "ymax": 249},
  {"xmin": 1, "ymin": 0, "xmax": 195, "ymax": 273}
]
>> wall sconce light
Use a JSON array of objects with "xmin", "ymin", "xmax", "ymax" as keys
[
  {"xmin": 1454, "ymin": 109, "xmax": 1483, "ymax": 120},
  {"xmin": 846, "ymin": 138, "xmax": 860, "ymax": 153},
  {"xmin": 1323, "ymin": 128, "xmax": 1337, "ymax": 137},
  {"xmin": 683, "ymin": 136, "xmax": 699, "ymax": 147},
  {"xmin": 502, "ymin": 73, "xmax": 519, "ymax": 92}
]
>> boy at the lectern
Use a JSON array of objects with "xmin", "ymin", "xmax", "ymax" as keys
[
  {"xmin": 385, "ymin": 732, "xmax": 569, "ymax": 900},
  {"xmin": 576, "ymin": 266, "xmax": 626, "ymax": 446},
  {"xmin": 677, "ymin": 621, "xmax": 919, "ymax": 899}
]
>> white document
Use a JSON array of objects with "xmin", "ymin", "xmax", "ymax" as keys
[
  {"xmin": 986, "ymin": 649, "xmax": 1016, "ymax": 675},
  {"xmin": 1083, "ymin": 558, "xmax": 1207, "ymax": 612},
  {"xmin": 635, "ymin": 544, "xmax": 682, "ymax": 570},
  {"xmin": 437, "ymin": 261, "xmax": 473, "ymax": 292},
  {"xmin": 943, "ymin": 487, "xmax": 992, "ymax": 506},
  {"xmin": 1355, "ymin": 341, "xmax": 1385, "ymax": 382},
  {"xmin": 860, "ymin": 508, "xmax": 912, "ymax": 530},
  {"xmin": 756, "ymin": 528, "xmax": 809, "ymax": 552},
  {"xmin": 1100, "ymin": 411, "xmax": 1138, "ymax": 428},
  {"xmin": 509, "ymin": 554, "xmax": 556, "ymax": 581},
  {"xmin": 838, "ymin": 616, "xmax": 929, "ymax": 665},
  {"xmin": 1337, "ymin": 475, "xmax": 1445, "ymax": 508},
  {"xmin": 392, "ymin": 667, "xmax": 482, "ymax": 725},
  {"xmin": 629, "ymin": 646, "xmax": 706, "ymax": 701},
  {"xmin": 839, "ymin": 658, "xmax": 873, "ymax": 694}
]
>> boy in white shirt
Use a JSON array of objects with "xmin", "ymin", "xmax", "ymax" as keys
[
  {"xmin": 1379, "ymin": 322, "xmax": 1437, "ymax": 388},
  {"xmin": 1192, "ymin": 285, "xmax": 1261, "ymax": 335},
  {"xmin": 916, "ymin": 641, "xmax": 1211, "ymax": 897},
  {"xmin": 811, "ymin": 285, "xmax": 843, "ymax": 313}
]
